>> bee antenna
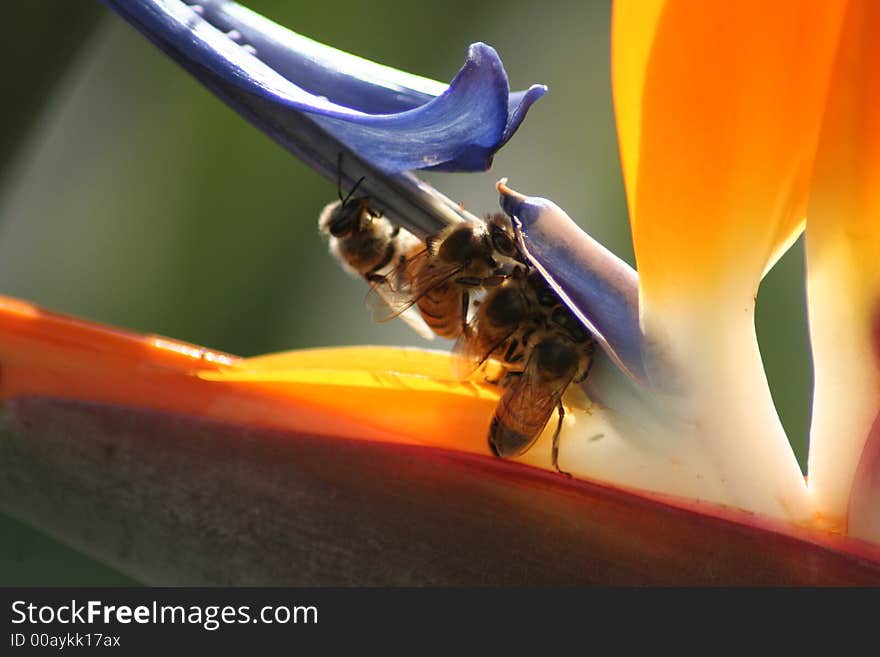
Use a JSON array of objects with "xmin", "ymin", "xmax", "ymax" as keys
[
  {"xmin": 336, "ymin": 152, "xmax": 345, "ymax": 203},
  {"xmin": 342, "ymin": 175, "xmax": 366, "ymax": 207},
  {"xmin": 336, "ymin": 152, "xmax": 367, "ymax": 206}
]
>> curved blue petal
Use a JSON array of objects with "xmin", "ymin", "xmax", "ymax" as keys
[
  {"xmin": 100, "ymin": 0, "xmax": 545, "ymax": 174},
  {"xmin": 498, "ymin": 182, "xmax": 648, "ymax": 386},
  {"xmin": 191, "ymin": 0, "xmax": 444, "ymax": 113},
  {"xmin": 504, "ymin": 87, "xmax": 549, "ymax": 146},
  {"xmin": 425, "ymin": 84, "xmax": 547, "ymax": 172},
  {"xmin": 192, "ymin": 0, "xmax": 547, "ymax": 159},
  {"xmin": 309, "ymin": 42, "xmax": 508, "ymax": 173}
]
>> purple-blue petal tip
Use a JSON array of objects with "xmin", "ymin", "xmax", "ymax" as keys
[
  {"xmin": 504, "ymin": 84, "xmax": 548, "ymax": 144},
  {"xmin": 100, "ymin": 0, "xmax": 546, "ymax": 175}
]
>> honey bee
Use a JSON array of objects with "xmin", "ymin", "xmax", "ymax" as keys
[
  {"xmin": 368, "ymin": 213, "xmax": 524, "ymax": 339},
  {"xmin": 490, "ymin": 336, "xmax": 594, "ymax": 473},
  {"xmin": 451, "ymin": 267, "xmax": 554, "ymax": 376},
  {"xmin": 320, "ymin": 179, "xmax": 597, "ymax": 471},
  {"xmin": 454, "ymin": 267, "xmax": 596, "ymax": 472},
  {"xmin": 318, "ymin": 177, "xmax": 435, "ymax": 340}
]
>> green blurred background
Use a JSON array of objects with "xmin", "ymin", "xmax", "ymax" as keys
[{"xmin": 0, "ymin": 0, "xmax": 811, "ymax": 584}]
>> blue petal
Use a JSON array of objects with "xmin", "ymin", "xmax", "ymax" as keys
[
  {"xmin": 192, "ymin": 0, "xmax": 547, "ymax": 166},
  {"xmin": 498, "ymin": 183, "xmax": 648, "ymax": 386},
  {"xmin": 309, "ymin": 42, "xmax": 508, "ymax": 173},
  {"xmin": 503, "ymin": 87, "xmax": 548, "ymax": 146},
  {"xmin": 424, "ymin": 84, "xmax": 548, "ymax": 172},
  {"xmin": 100, "ymin": 0, "xmax": 545, "ymax": 175},
  {"xmin": 190, "ymin": 0, "xmax": 443, "ymax": 114}
]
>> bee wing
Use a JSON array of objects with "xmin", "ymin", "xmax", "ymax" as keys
[
  {"xmin": 451, "ymin": 310, "xmax": 517, "ymax": 380},
  {"xmin": 364, "ymin": 247, "xmax": 430, "ymax": 321},
  {"xmin": 397, "ymin": 306, "xmax": 436, "ymax": 341},
  {"xmin": 373, "ymin": 238, "xmax": 436, "ymax": 340},
  {"xmin": 490, "ymin": 354, "xmax": 577, "ymax": 457},
  {"xmin": 366, "ymin": 249, "xmax": 464, "ymax": 322}
]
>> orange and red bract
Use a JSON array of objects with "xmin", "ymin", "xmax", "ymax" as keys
[
  {"xmin": 2, "ymin": 295, "xmax": 880, "ymax": 584},
  {"xmin": 0, "ymin": 296, "xmax": 498, "ymax": 453}
]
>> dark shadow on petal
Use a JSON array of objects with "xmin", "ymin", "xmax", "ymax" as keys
[{"xmin": 3, "ymin": 397, "xmax": 879, "ymax": 585}]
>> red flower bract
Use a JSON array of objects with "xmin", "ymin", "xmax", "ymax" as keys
[{"xmin": 1, "ymin": 296, "xmax": 879, "ymax": 584}]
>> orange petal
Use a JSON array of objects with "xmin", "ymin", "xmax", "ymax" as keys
[
  {"xmin": 0, "ymin": 296, "xmax": 497, "ymax": 454},
  {"xmin": 610, "ymin": 1, "xmax": 848, "ymax": 522},
  {"xmin": 805, "ymin": 0, "xmax": 880, "ymax": 539},
  {"xmin": 4, "ymin": 295, "xmax": 880, "ymax": 581},
  {"xmin": 613, "ymin": 0, "xmax": 846, "ymax": 299}
]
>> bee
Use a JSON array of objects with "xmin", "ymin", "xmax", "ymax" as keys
[
  {"xmin": 318, "ymin": 176, "xmax": 435, "ymax": 340},
  {"xmin": 454, "ymin": 267, "xmax": 596, "ymax": 473},
  {"xmin": 490, "ymin": 336, "xmax": 594, "ymax": 474},
  {"xmin": 319, "ymin": 175, "xmax": 597, "ymax": 471},
  {"xmin": 368, "ymin": 213, "xmax": 524, "ymax": 339}
]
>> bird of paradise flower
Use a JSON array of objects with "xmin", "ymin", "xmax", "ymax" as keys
[{"xmin": 0, "ymin": 0, "xmax": 879, "ymax": 584}]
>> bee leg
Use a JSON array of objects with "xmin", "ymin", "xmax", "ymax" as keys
[
  {"xmin": 482, "ymin": 363, "xmax": 512, "ymax": 387},
  {"xmin": 482, "ymin": 274, "xmax": 507, "ymax": 287},
  {"xmin": 460, "ymin": 289, "xmax": 470, "ymax": 334},
  {"xmin": 503, "ymin": 339, "xmax": 520, "ymax": 364},
  {"xmin": 502, "ymin": 371, "xmax": 521, "ymax": 385},
  {"xmin": 483, "ymin": 371, "xmax": 503, "ymax": 386},
  {"xmin": 488, "ymin": 369, "xmax": 519, "ymax": 388},
  {"xmin": 551, "ymin": 401, "xmax": 572, "ymax": 478}
]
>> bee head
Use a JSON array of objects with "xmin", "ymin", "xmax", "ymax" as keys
[
  {"xmin": 550, "ymin": 307, "xmax": 588, "ymax": 342},
  {"xmin": 486, "ymin": 213, "xmax": 521, "ymax": 260},
  {"xmin": 526, "ymin": 272, "xmax": 559, "ymax": 307},
  {"xmin": 322, "ymin": 198, "xmax": 372, "ymax": 237}
]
